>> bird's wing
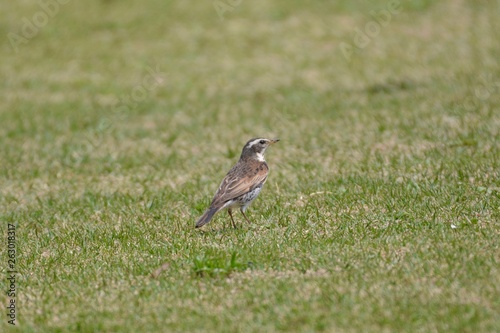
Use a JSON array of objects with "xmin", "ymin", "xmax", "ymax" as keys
[{"xmin": 211, "ymin": 162, "xmax": 268, "ymax": 207}]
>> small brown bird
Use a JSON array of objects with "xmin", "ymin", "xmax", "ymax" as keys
[{"xmin": 195, "ymin": 138, "xmax": 279, "ymax": 228}]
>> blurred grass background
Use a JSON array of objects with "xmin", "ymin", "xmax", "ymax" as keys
[{"xmin": 1, "ymin": 0, "xmax": 499, "ymax": 332}]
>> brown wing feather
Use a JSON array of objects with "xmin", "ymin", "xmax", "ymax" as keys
[{"xmin": 210, "ymin": 161, "xmax": 269, "ymax": 207}]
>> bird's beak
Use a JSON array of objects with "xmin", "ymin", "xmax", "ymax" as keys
[{"xmin": 270, "ymin": 138, "xmax": 280, "ymax": 144}]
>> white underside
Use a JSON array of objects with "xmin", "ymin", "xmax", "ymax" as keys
[{"xmin": 220, "ymin": 186, "xmax": 263, "ymax": 212}]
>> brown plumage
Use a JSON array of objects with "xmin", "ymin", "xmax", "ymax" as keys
[{"xmin": 195, "ymin": 138, "xmax": 279, "ymax": 228}]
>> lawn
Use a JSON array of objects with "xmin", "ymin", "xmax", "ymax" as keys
[{"xmin": 1, "ymin": 0, "xmax": 499, "ymax": 332}]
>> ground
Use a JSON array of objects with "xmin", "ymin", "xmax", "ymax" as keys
[{"xmin": 0, "ymin": 0, "xmax": 499, "ymax": 332}]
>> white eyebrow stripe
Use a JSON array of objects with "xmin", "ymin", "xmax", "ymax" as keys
[{"xmin": 247, "ymin": 139, "xmax": 263, "ymax": 148}]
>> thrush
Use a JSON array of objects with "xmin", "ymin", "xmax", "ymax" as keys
[{"xmin": 195, "ymin": 138, "xmax": 279, "ymax": 228}]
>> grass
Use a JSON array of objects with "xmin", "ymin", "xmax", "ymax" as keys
[{"xmin": 1, "ymin": 0, "xmax": 499, "ymax": 332}]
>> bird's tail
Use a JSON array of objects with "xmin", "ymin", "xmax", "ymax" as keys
[{"xmin": 195, "ymin": 207, "xmax": 218, "ymax": 228}]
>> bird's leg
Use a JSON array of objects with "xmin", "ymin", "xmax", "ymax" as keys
[
  {"xmin": 240, "ymin": 208, "xmax": 252, "ymax": 224},
  {"xmin": 228, "ymin": 209, "xmax": 237, "ymax": 229}
]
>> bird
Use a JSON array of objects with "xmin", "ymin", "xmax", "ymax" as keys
[{"xmin": 195, "ymin": 137, "xmax": 279, "ymax": 229}]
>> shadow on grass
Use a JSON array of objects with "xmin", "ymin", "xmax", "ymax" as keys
[{"xmin": 192, "ymin": 252, "xmax": 248, "ymax": 278}]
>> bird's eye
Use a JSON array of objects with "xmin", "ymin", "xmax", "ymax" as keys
[{"xmin": 259, "ymin": 140, "xmax": 266, "ymax": 145}]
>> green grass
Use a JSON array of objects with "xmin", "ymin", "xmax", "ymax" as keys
[{"xmin": 1, "ymin": 0, "xmax": 499, "ymax": 332}]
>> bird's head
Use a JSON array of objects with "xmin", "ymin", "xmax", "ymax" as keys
[{"xmin": 241, "ymin": 138, "xmax": 279, "ymax": 161}]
